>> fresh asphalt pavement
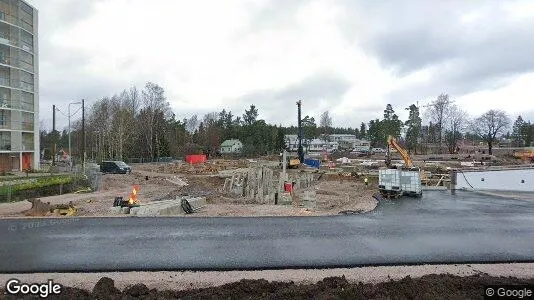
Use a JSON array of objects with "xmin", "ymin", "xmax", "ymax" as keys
[{"xmin": 1, "ymin": 191, "xmax": 533, "ymax": 273}]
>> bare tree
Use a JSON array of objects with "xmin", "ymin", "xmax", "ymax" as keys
[
  {"xmin": 444, "ymin": 105, "xmax": 468, "ymax": 154},
  {"xmin": 184, "ymin": 114, "xmax": 199, "ymax": 134},
  {"xmin": 319, "ymin": 111, "xmax": 333, "ymax": 142},
  {"xmin": 141, "ymin": 82, "xmax": 170, "ymax": 159},
  {"xmin": 471, "ymin": 109, "xmax": 511, "ymax": 155},
  {"xmin": 126, "ymin": 86, "xmax": 140, "ymax": 116},
  {"xmin": 425, "ymin": 93, "xmax": 453, "ymax": 153}
]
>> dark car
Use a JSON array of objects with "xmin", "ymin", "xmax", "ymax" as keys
[{"xmin": 100, "ymin": 161, "xmax": 132, "ymax": 174}]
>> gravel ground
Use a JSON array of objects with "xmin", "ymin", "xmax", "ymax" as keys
[
  {"xmin": 0, "ymin": 166, "xmax": 376, "ymax": 217},
  {"xmin": 0, "ymin": 171, "xmax": 184, "ymax": 217},
  {"xmin": 1, "ymin": 263, "xmax": 532, "ymax": 293}
]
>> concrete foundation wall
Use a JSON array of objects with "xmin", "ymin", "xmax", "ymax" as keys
[{"xmin": 455, "ymin": 169, "xmax": 534, "ymax": 192}]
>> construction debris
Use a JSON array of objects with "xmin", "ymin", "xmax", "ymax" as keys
[
  {"xmin": 144, "ymin": 159, "xmax": 252, "ymax": 175},
  {"xmin": 24, "ymin": 199, "xmax": 78, "ymax": 216},
  {"xmin": 130, "ymin": 196, "xmax": 207, "ymax": 216},
  {"xmin": 24, "ymin": 198, "xmax": 52, "ymax": 216},
  {"xmin": 221, "ymin": 167, "xmax": 317, "ymax": 205},
  {"xmin": 52, "ymin": 202, "xmax": 78, "ymax": 216}
]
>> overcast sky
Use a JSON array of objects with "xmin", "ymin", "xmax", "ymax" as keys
[{"xmin": 34, "ymin": 0, "xmax": 534, "ymax": 131}]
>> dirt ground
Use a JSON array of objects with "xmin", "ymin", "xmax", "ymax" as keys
[
  {"xmin": 2, "ymin": 269, "xmax": 533, "ymax": 299},
  {"xmin": 0, "ymin": 161, "xmax": 377, "ymax": 218}
]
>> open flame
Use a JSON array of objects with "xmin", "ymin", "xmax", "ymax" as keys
[{"xmin": 128, "ymin": 185, "xmax": 140, "ymax": 205}]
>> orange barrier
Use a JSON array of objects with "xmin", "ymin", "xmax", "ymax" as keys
[{"xmin": 185, "ymin": 155, "xmax": 207, "ymax": 164}]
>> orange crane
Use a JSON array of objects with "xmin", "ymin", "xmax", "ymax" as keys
[
  {"xmin": 379, "ymin": 135, "xmax": 422, "ymax": 199},
  {"xmin": 385, "ymin": 135, "xmax": 413, "ymax": 168}
]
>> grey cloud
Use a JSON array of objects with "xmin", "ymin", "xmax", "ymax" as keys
[
  {"xmin": 518, "ymin": 111, "xmax": 534, "ymax": 123},
  {"xmin": 241, "ymin": 0, "xmax": 307, "ymax": 33},
  {"xmin": 340, "ymin": 1, "xmax": 534, "ymax": 87},
  {"xmin": 335, "ymin": 0, "xmax": 534, "ymax": 119},
  {"xmin": 233, "ymin": 73, "xmax": 351, "ymax": 124},
  {"xmin": 34, "ymin": 0, "xmax": 100, "ymax": 27}
]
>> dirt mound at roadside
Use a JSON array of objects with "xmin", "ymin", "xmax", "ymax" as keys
[{"xmin": 3, "ymin": 274, "xmax": 533, "ymax": 299}]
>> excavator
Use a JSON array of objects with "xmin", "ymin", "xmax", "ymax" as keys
[
  {"xmin": 385, "ymin": 135, "xmax": 413, "ymax": 169},
  {"xmin": 378, "ymin": 135, "xmax": 422, "ymax": 198}
]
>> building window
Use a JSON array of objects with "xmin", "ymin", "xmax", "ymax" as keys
[
  {"xmin": 0, "ymin": 109, "xmax": 9, "ymax": 128},
  {"xmin": 21, "ymin": 31, "xmax": 33, "ymax": 52},
  {"xmin": 19, "ymin": 51, "xmax": 33, "ymax": 72},
  {"xmin": 0, "ymin": 88, "xmax": 8, "ymax": 107},
  {"xmin": 21, "ymin": 91, "xmax": 32, "ymax": 110},
  {"xmin": 22, "ymin": 133, "xmax": 33, "ymax": 150},
  {"xmin": 21, "ymin": 111, "xmax": 32, "ymax": 131},
  {"xmin": 0, "ymin": 131, "xmax": 9, "ymax": 150},
  {"xmin": 19, "ymin": 2, "xmax": 33, "ymax": 32},
  {"xmin": 20, "ymin": 70, "xmax": 33, "ymax": 92}
]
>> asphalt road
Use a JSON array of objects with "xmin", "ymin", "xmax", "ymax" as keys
[{"xmin": 1, "ymin": 191, "xmax": 534, "ymax": 273}]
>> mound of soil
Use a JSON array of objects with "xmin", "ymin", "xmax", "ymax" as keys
[{"xmin": 3, "ymin": 274, "xmax": 533, "ymax": 299}]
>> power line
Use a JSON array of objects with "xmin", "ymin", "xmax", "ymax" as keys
[{"xmin": 54, "ymin": 107, "xmax": 68, "ymax": 118}]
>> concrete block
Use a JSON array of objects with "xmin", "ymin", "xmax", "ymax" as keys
[
  {"xmin": 279, "ymin": 192, "xmax": 292, "ymax": 205},
  {"xmin": 131, "ymin": 197, "xmax": 208, "ymax": 216},
  {"xmin": 130, "ymin": 207, "xmax": 139, "ymax": 215},
  {"xmin": 301, "ymin": 190, "xmax": 316, "ymax": 209},
  {"xmin": 109, "ymin": 207, "xmax": 122, "ymax": 214},
  {"xmin": 185, "ymin": 196, "xmax": 207, "ymax": 210}
]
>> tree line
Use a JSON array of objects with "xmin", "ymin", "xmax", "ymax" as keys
[{"xmin": 39, "ymin": 83, "xmax": 532, "ymax": 162}]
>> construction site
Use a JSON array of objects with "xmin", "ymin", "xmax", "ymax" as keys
[
  {"xmin": 0, "ymin": 99, "xmax": 533, "ymax": 218},
  {"xmin": 0, "ymin": 142, "xmax": 532, "ymax": 220}
]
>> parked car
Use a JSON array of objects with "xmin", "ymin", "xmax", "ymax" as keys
[
  {"xmin": 372, "ymin": 148, "xmax": 386, "ymax": 153},
  {"xmin": 100, "ymin": 161, "xmax": 132, "ymax": 174}
]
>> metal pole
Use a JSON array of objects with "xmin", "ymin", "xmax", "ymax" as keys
[
  {"xmin": 296, "ymin": 100, "xmax": 304, "ymax": 164},
  {"xmin": 282, "ymin": 149, "xmax": 287, "ymax": 179},
  {"xmin": 68, "ymin": 103, "xmax": 71, "ymax": 158},
  {"xmin": 52, "ymin": 105, "xmax": 56, "ymax": 166},
  {"xmin": 82, "ymin": 99, "xmax": 85, "ymax": 174}
]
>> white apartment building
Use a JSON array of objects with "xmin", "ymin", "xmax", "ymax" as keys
[
  {"xmin": 285, "ymin": 134, "xmax": 367, "ymax": 153},
  {"xmin": 0, "ymin": 0, "xmax": 38, "ymax": 171}
]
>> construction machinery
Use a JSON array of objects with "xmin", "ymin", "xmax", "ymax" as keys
[
  {"xmin": 378, "ymin": 135, "xmax": 422, "ymax": 199},
  {"xmin": 279, "ymin": 152, "xmax": 300, "ymax": 169}
]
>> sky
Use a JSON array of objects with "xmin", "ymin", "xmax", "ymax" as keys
[{"xmin": 33, "ymin": 0, "xmax": 534, "ymax": 131}]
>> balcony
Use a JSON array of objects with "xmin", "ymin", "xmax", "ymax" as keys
[
  {"xmin": 0, "ymin": 100, "xmax": 17, "ymax": 109},
  {"xmin": 0, "ymin": 10, "xmax": 33, "ymax": 33},
  {"xmin": 0, "ymin": 12, "xmax": 19, "ymax": 27}
]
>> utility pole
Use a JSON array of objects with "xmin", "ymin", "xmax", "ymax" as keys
[
  {"xmin": 296, "ymin": 100, "xmax": 304, "ymax": 164},
  {"xmin": 52, "ymin": 105, "xmax": 56, "ymax": 166},
  {"xmin": 82, "ymin": 99, "xmax": 86, "ymax": 174},
  {"xmin": 67, "ymin": 101, "xmax": 82, "ymax": 168},
  {"xmin": 68, "ymin": 104, "xmax": 71, "ymax": 158}
]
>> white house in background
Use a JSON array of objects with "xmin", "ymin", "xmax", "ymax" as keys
[
  {"xmin": 284, "ymin": 134, "xmax": 369, "ymax": 152},
  {"xmin": 284, "ymin": 135, "xmax": 339, "ymax": 153},
  {"xmin": 340, "ymin": 139, "xmax": 371, "ymax": 151},
  {"xmin": 320, "ymin": 134, "xmax": 359, "ymax": 144},
  {"xmin": 220, "ymin": 139, "xmax": 243, "ymax": 154}
]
